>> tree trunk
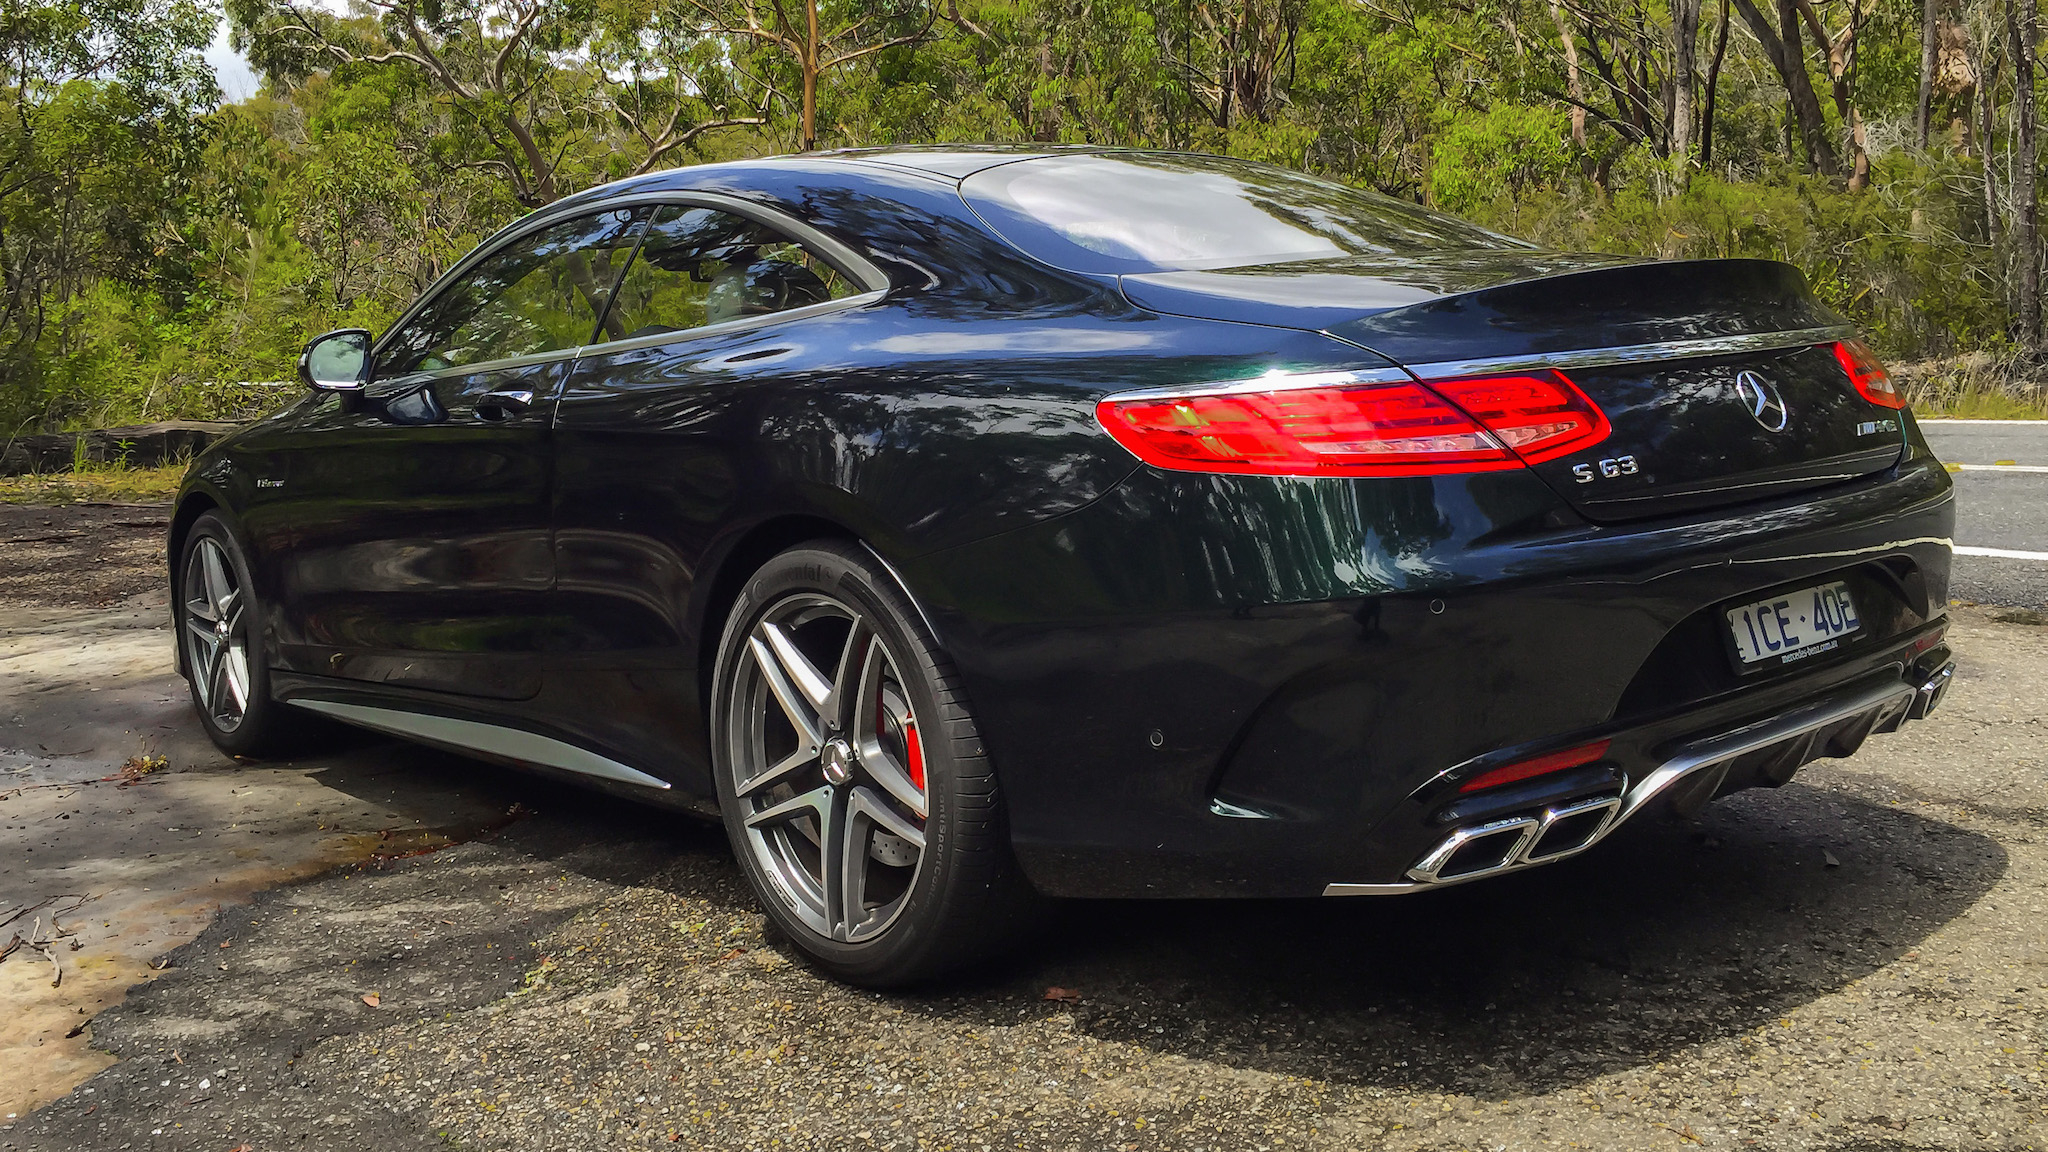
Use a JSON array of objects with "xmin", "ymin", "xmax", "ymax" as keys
[
  {"xmin": 1918, "ymin": 0, "xmax": 1940, "ymax": 146},
  {"xmin": 1803, "ymin": 0, "xmax": 1871, "ymax": 190},
  {"xmin": 1983, "ymin": 39, "xmax": 2002, "ymax": 248},
  {"xmin": 1548, "ymin": 0, "xmax": 1587, "ymax": 148},
  {"xmin": 1702, "ymin": 0, "xmax": 1732, "ymax": 166},
  {"xmin": 801, "ymin": 0, "xmax": 820, "ymax": 151},
  {"xmin": 2009, "ymin": 0, "xmax": 2040, "ymax": 349},
  {"xmin": 1731, "ymin": 0, "xmax": 1842, "ymax": 176},
  {"xmin": 1670, "ymin": 0, "xmax": 1702, "ymax": 183}
]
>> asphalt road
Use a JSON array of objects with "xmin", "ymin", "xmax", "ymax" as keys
[{"xmin": 1922, "ymin": 418, "xmax": 2048, "ymax": 610}]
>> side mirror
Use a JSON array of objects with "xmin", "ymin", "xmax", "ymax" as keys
[{"xmin": 299, "ymin": 329, "xmax": 372, "ymax": 392}]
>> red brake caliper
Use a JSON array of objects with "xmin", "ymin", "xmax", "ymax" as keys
[
  {"xmin": 904, "ymin": 716, "xmax": 925, "ymax": 793},
  {"xmin": 883, "ymin": 692, "xmax": 926, "ymax": 793}
]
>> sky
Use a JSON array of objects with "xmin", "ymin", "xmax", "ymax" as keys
[{"xmin": 205, "ymin": 18, "xmax": 263, "ymax": 103}]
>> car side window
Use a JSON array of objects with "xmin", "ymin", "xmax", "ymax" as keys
[
  {"xmin": 375, "ymin": 208, "xmax": 645, "ymax": 378},
  {"xmin": 595, "ymin": 205, "xmax": 861, "ymax": 344}
]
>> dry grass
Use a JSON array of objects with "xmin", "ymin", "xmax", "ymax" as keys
[
  {"xmin": 1893, "ymin": 353, "xmax": 2048, "ymax": 418},
  {"xmin": 0, "ymin": 463, "xmax": 184, "ymax": 505}
]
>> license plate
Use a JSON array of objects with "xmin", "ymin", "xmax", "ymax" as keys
[{"xmin": 1727, "ymin": 581, "xmax": 1861, "ymax": 667}]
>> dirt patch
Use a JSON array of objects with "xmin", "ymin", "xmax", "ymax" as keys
[
  {"xmin": 0, "ymin": 582, "xmax": 550, "ymax": 1122},
  {"xmin": 0, "ymin": 505, "xmax": 170, "ymax": 609}
]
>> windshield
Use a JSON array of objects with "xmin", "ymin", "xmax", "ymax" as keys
[{"xmin": 960, "ymin": 152, "xmax": 1523, "ymax": 274}]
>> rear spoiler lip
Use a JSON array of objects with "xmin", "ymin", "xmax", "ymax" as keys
[{"xmin": 1366, "ymin": 324, "xmax": 1857, "ymax": 381}]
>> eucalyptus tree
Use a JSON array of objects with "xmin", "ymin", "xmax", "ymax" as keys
[
  {"xmin": 227, "ymin": 0, "xmax": 768, "ymax": 206},
  {"xmin": 686, "ymin": 0, "xmax": 938, "ymax": 150}
]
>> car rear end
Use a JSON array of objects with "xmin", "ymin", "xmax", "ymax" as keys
[{"xmin": 904, "ymin": 151, "xmax": 1955, "ymax": 899}]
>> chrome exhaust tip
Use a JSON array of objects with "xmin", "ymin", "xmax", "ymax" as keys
[
  {"xmin": 1909, "ymin": 661, "xmax": 1956, "ymax": 720},
  {"xmin": 1403, "ymin": 794, "xmax": 1623, "ymax": 884},
  {"xmin": 1325, "ymin": 676, "xmax": 1925, "ymax": 897}
]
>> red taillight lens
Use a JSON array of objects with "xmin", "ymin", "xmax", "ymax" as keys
[
  {"xmin": 1427, "ymin": 371, "xmax": 1613, "ymax": 464},
  {"xmin": 1096, "ymin": 380, "xmax": 1519, "ymax": 477},
  {"xmin": 1095, "ymin": 369, "xmax": 1610, "ymax": 478},
  {"xmin": 1458, "ymin": 739, "xmax": 1611, "ymax": 793},
  {"xmin": 1832, "ymin": 339, "xmax": 1904, "ymax": 409}
]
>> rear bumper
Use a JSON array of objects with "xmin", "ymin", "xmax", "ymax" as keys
[
  {"xmin": 1326, "ymin": 656, "xmax": 1953, "ymax": 894},
  {"xmin": 902, "ymin": 452, "xmax": 1955, "ymax": 900}
]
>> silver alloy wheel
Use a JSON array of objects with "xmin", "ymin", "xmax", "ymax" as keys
[
  {"xmin": 182, "ymin": 536, "xmax": 252, "ymax": 732},
  {"xmin": 726, "ymin": 592, "xmax": 930, "ymax": 943}
]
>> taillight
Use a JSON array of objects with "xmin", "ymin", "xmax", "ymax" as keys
[
  {"xmin": 1427, "ymin": 371, "xmax": 1612, "ymax": 464},
  {"xmin": 1832, "ymin": 339, "xmax": 1904, "ymax": 409},
  {"xmin": 1095, "ymin": 369, "xmax": 1610, "ymax": 478},
  {"xmin": 1458, "ymin": 739, "xmax": 1611, "ymax": 793}
]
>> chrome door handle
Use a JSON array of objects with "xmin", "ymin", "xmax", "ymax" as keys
[{"xmin": 475, "ymin": 389, "xmax": 535, "ymax": 421}]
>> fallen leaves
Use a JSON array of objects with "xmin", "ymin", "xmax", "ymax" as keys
[{"xmin": 118, "ymin": 753, "xmax": 168, "ymax": 784}]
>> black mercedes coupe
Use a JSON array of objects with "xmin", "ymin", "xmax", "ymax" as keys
[{"xmin": 170, "ymin": 147, "xmax": 1957, "ymax": 985}]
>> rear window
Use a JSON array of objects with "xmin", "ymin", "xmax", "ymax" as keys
[{"xmin": 960, "ymin": 152, "xmax": 1522, "ymax": 275}]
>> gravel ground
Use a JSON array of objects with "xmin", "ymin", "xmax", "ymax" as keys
[
  {"xmin": 0, "ymin": 504, "xmax": 170, "ymax": 609},
  {"xmin": 0, "ymin": 506, "xmax": 2042, "ymax": 1151}
]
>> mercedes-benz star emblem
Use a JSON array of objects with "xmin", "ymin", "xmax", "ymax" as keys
[{"xmin": 1734, "ymin": 370, "xmax": 1789, "ymax": 432}]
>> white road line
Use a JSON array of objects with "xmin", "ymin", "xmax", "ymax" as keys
[
  {"xmin": 1949, "ymin": 462, "xmax": 2048, "ymax": 473},
  {"xmin": 1955, "ymin": 545, "xmax": 2048, "ymax": 561},
  {"xmin": 1919, "ymin": 417, "xmax": 2048, "ymax": 424}
]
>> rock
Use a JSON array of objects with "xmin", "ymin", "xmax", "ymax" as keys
[{"xmin": 0, "ymin": 421, "xmax": 242, "ymax": 476}]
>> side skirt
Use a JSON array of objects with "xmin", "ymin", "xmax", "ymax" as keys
[{"xmin": 288, "ymin": 698, "xmax": 673, "ymax": 791}]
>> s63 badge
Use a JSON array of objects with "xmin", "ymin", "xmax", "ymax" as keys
[{"xmin": 1572, "ymin": 455, "xmax": 1641, "ymax": 483}]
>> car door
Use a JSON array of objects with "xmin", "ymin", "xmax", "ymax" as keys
[
  {"xmin": 538, "ymin": 200, "xmax": 883, "ymax": 776},
  {"xmin": 271, "ymin": 207, "xmax": 647, "ymax": 701}
]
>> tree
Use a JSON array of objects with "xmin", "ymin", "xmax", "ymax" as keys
[
  {"xmin": 1670, "ymin": 0, "xmax": 1702, "ymax": 182},
  {"xmin": 229, "ymin": 0, "xmax": 768, "ymax": 207},
  {"xmin": 0, "ymin": 0, "xmax": 216, "ymax": 428},
  {"xmin": 2006, "ymin": 0, "xmax": 2039, "ymax": 348},
  {"xmin": 689, "ymin": 0, "xmax": 937, "ymax": 150},
  {"xmin": 1729, "ymin": 0, "xmax": 1842, "ymax": 178}
]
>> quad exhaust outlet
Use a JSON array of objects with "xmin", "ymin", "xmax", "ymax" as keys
[{"xmin": 1325, "ymin": 665, "xmax": 1953, "ymax": 896}]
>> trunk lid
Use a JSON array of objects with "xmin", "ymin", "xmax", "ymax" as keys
[{"xmin": 1119, "ymin": 255, "xmax": 1905, "ymax": 522}]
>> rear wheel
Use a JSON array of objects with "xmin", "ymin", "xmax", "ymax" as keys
[
  {"xmin": 177, "ymin": 512, "xmax": 303, "ymax": 758},
  {"xmin": 711, "ymin": 542, "xmax": 1041, "ymax": 986}
]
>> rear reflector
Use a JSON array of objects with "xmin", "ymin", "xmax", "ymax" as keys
[
  {"xmin": 1458, "ymin": 739, "xmax": 1611, "ymax": 793},
  {"xmin": 1096, "ymin": 369, "xmax": 1610, "ymax": 477},
  {"xmin": 1832, "ymin": 340, "xmax": 1905, "ymax": 409}
]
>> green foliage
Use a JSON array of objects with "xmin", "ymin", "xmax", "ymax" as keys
[
  {"xmin": 4, "ymin": 0, "xmax": 2045, "ymax": 432},
  {"xmin": 1429, "ymin": 105, "xmax": 1577, "ymax": 216}
]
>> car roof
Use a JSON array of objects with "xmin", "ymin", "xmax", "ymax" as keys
[
  {"xmin": 550, "ymin": 145, "xmax": 1131, "ymax": 211},
  {"xmin": 811, "ymin": 145, "xmax": 1114, "ymax": 180}
]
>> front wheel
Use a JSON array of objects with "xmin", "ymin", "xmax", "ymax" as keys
[
  {"xmin": 176, "ymin": 511, "xmax": 305, "ymax": 758},
  {"xmin": 710, "ymin": 541, "xmax": 1042, "ymax": 987}
]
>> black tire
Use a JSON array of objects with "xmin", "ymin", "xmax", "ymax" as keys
[
  {"xmin": 175, "ymin": 511, "xmax": 305, "ymax": 758},
  {"xmin": 710, "ymin": 540, "xmax": 1044, "ymax": 987}
]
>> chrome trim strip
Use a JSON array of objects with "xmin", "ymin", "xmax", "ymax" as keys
[
  {"xmin": 1323, "ymin": 675, "xmax": 1916, "ymax": 896},
  {"xmin": 1398, "ymin": 325, "xmax": 1855, "ymax": 381},
  {"xmin": 289, "ymin": 699, "xmax": 673, "ymax": 790},
  {"xmin": 1102, "ymin": 366, "xmax": 1411, "ymax": 404},
  {"xmin": 1611, "ymin": 678, "xmax": 1913, "ymax": 825}
]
